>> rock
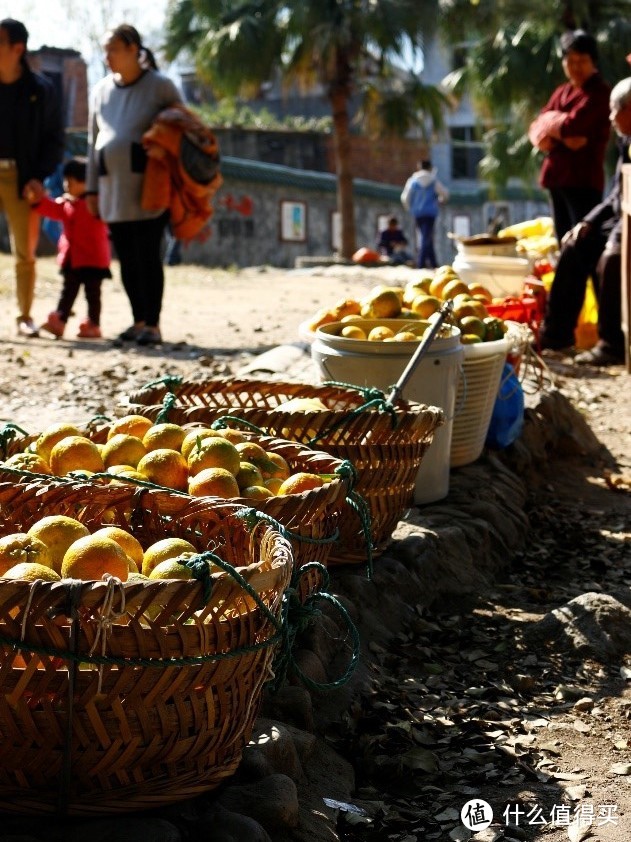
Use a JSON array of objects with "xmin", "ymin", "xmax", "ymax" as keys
[
  {"xmin": 197, "ymin": 805, "xmax": 271, "ymax": 841},
  {"xmin": 249, "ymin": 719, "xmax": 305, "ymax": 782},
  {"xmin": 261, "ymin": 685, "xmax": 314, "ymax": 731},
  {"xmin": 70, "ymin": 818, "xmax": 181, "ymax": 842},
  {"xmin": 525, "ymin": 592, "xmax": 631, "ymax": 661},
  {"xmin": 217, "ymin": 773, "xmax": 300, "ymax": 830},
  {"xmin": 298, "ymin": 611, "xmax": 343, "ymax": 666},
  {"xmin": 238, "ymin": 746, "xmax": 274, "ymax": 781},
  {"xmin": 291, "ymin": 649, "xmax": 328, "ymax": 687}
]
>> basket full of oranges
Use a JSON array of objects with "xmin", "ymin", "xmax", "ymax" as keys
[
  {"xmin": 124, "ymin": 377, "xmax": 444, "ymax": 565},
  {"xmin": 0, "ymin": 415, "xmax": 353, "ymax": 598},
  {"xmin": 0, "ymin": 481, "xmax": 291, "ymax": 815}
]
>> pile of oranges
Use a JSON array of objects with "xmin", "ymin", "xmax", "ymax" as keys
[
  {"xmin": 305, "ymin": 267, "xmax": 509, "ymax": 344},
  {"xmin": 0, "ymin": 514, "xmax": 202, "ymax": 583},
  {"xmin": 1, "ymin": 415, "xmax": 329, "ymax": 499}
]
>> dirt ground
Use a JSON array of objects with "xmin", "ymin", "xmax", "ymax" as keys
[{"xmin": 0, "ymin": 253, "xmax": 630, "ymax": 841}]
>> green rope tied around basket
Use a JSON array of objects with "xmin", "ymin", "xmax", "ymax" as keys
[
  {"xmin": 85, "ymin": 414, "xmax": 112, "ymax": 428},
  {"xmin": 306, "ymin": 382, "xmax": 398, "ymax": 446},
  {"xmin": 234, "ymin": 506, "xmax": 340, "ymax": 547},
  {"xmin": 271, "ymin": 579, "xmax": 360, "ymax": 693},
  {"xmin": 155, "ymin": 391, "xmax": 178, "ymax": 424},
  {"xmin": 211, "ymin": 414, "xmax": 267, "ymax": 435},
  {"xmin": 345, "ymin": 489, "xmax": 374, "ymax": 580},
  {"xmin": 139, "ymin": 374, "xmax": 183, "ymax": 394},
  {"xmin": 0, "ymin": 422, "xmax": 28, "ymax": 459}
]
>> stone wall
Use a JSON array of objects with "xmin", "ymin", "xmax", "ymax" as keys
[{"xmin": 180, "ymin": 157, "xmax": 549, "ymax": 269}]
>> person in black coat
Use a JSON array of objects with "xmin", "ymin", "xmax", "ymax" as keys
[
  {"xmin": 0, "ymin": 18, "xmax": 64, "ymax": 337},
  {"xmin": 539, "ymin": 76, "xmax": 631, "ymax": 366}
]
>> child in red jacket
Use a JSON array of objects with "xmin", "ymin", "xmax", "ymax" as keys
[{"xmin": 28, "ymin": 157, "xmax": 111, "ymax": 338}]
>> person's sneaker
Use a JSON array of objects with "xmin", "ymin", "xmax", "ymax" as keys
[
  {"xmin": 136, "ymin": 327, "xmax": 162, "ymax": 346},
  {"xmin": 17, "ymin": 317, "xmax": 40, "ymax": 338},
  {"xmin": 118, "ymin": 323, "xmax": 145, "ymax": 342},
  {"xmin": 574, "ymin": 346, "xmax": 624, "ymax": 367},
  {"xmin": 77, "ymin": 319, "xmax": 102, "ymax": 339},
  {"xmin": 39, "ymin": 311, "xmax": 65, "ymax": 338}
]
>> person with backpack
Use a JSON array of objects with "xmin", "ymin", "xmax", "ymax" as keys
[{"xmin": 401, "ymin": 160, "xmax": 449, "ymax": 269}]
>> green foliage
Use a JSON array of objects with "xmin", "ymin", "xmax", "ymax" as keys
[
  {"xmin": 440, "ymin": 0, "xmax": 631, "ymax": 187},
  {"xmin": 193, "ymin": 100, "xmax": 332, "ymax": 132}
]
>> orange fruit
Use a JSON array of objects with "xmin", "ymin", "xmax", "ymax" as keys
[
  {"xmin": 101, "ymin": 434, "xmax": 146, "ymax": 469},
  {"xmin": 2, "ymin": 452, "xmax": 52, "ymax": 474},
  {"xmin": 107, "ymin": 415, "xmax": 153, "ymax": 441},
  {"xmin": 468, "ymin": 283, "xmax": 493, "ymax": 302},
  {"xmin": 2, "ymin": 562, "xmax": 61, "ymax": 582},
  {"xmin": 340, "ymin": 325, "xmax": 366, "ymax": 340},
  {"xmin": 360, "ymin": 288, "xmax": 401, "ymax": 318},
  {"xmin": 92, "ymin": 526, "xmax": 144, "ymax": 568},
  {"xmin": 0, "ymin": 533, "xmax": 53, "ymax": 574},
  {"xmin": 106, "ymin": 464, "xmax": 137, "ymax": 475},
  {"xmin": 142, "ymin": 537, "xmax": 197, "ymax": 576},
  {"xmin": 332, "ymin": 297, "xmax": 361, "ymax": 319},
  {"xmin": 241, "ymin": 485, "xmax": 274, "ymax": 501},
  {"xmin": 142, "ymin": 423, "xmax": 186, "ymax": 453},
  {"xmin": 234, "ymin": 441, "xmax": 268, "ymax": 465},
  {"xmin": 410, "ymin": 294, "xmax": 441, "ymax": 318},
  {"xmin": 367, "ymin": 326, "xmax": 394, "ymax": 341},
  {"xmin": 188, "ymin": 467, "xmax": 240, "ymax": 498},
  {"xmin": 277, "ymin": 472, "xmax": 324, "ymax": 495},
  {"xmin": 187, "ymin": 437, "xmax": 241, "ymax": 477},
  {"xmin": 258, "ymin": 451, "xmax": 291, "ymax": 481},
  {"xmin": 27, "ymin": 515, "xmax": 90, "ymax": 573},
  {"xmin": 61, "ymin": 535, "xmax": 129, "ymax": 581},
  {"xmin": 264, "ymin": 477, "xmax": 284, "ymax": 495},
  {"xmin": 441, "ymin": 279, "xmax": 469, "ymax": 300},
  {"xmin": 235, "ymin": 461, "xmax": 264, "ymax": 491},
  {"xmin": 108, "ymin": 469, "xmax": 147, "ymax": 485},
  {"xmin": 181, "ymin": 428, "xmax": 222, "ymax": 460},
  {"xmin": 218, "ymin": 428, "xmax": 247, "ymax": 445},
  {"xmin": 148, "ymin": 559, "xmax": 193, "ymax": 580},
  {"xmin": 49, "ymin": 436, "xmax": 105, "ymax": 476},
  {"xmin": 136, "ymin": 449, "xmax": 188, "ymax": 490},
  {"xmin": 34, "ymin": 422, "xmax": 83, "ymax": 463}
]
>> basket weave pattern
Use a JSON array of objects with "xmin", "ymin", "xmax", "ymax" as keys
[
  {"xmin": 126, "ymin": 378, "xmax": 444, "ymax": 564},
  {"xmin": 0, "ymin": 483, "xmax": 291, "ymax": 814}
]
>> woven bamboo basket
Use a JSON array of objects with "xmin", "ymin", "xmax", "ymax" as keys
[
  {"xmin": 0, "ymin": 481, "xmax": 292, "ymax": 815},
  {"xmin": 0, "ymin": 423, "xmax": 350, "ymax": 599},
  {"xmin": 125, "ymin": 377, "xmax": 444, "ymax": 564}
]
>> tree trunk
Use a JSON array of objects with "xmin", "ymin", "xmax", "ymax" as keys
[{"xmin": 330, "ymin": 88, "xmax": 356, "ymax": 260}]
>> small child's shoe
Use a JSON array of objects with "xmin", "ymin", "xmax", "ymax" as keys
[
  {"xmin": 77, "ymin": 319, "xmax": 102, "ymax": 339},
  {"xmin": 40, "ymin": 311, "xmax": 65, "ymax": 338}
]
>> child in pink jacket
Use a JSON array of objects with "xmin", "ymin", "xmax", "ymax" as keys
[{"xmin": 29, "ymin": 157, "xmax": 111, "ymax": 338}]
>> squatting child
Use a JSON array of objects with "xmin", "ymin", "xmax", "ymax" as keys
[{"xmin": 28, "ymin": 157, "xmax": 111, "ymax": 338}]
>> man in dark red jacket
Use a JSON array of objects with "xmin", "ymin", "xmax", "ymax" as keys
[
  {"xmin": 529, "ymin": 30, "xmax": 611, "ymax": 242},
  {"xmin": 539, "ymin": 77, "xmax": 631, "ymax": 366},
  {"xmin": 0, "ymin": 18, "xmax": 64, "ymax": 337}
]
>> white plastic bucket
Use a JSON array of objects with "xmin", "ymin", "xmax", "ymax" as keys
[
  {"xmin": 452, "ymin": 254, "xmax": 531, "ymax": 298},
  {"xmin": 450, "ymin": 337, "xmax": 510, "ymax": 467},
  {"xmin": 311, "ymin": 319, "xmax": 464, "ymax": 504}
]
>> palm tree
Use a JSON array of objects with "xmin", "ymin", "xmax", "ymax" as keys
[
  {"xmin": 439, "ymin": 0, "xmax": 631, "ymax": 186},
  {"xmin": 163, "ymin": 0, "xmax": 445, "ymax": 259}
]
